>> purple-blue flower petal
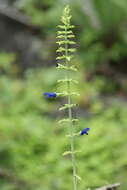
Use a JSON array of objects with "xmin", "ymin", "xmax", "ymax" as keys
[
  {"xmin": 43, "ymin": 92, "xmax": 57, "ymax": 98},
  {"xmin": 80, "ymin": 128, "xmax": 90, "ymax": 136}
]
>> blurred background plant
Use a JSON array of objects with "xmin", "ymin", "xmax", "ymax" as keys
[{"xmin": 0, "ymin": 0, "xmax": 127, "ymax": 190}]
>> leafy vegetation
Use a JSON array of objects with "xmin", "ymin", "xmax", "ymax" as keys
[{"xmin": 0, "ymin": 63, "xmax": 127, "ymax": 189}]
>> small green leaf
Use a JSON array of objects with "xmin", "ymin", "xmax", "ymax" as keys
[
  {"xmin": 68, "ymin": 40, "xmax": 76, "ymax": 44},
  {"xmin": 56, "ymin": 47, "xmax": 66, "ymax": 52},
  {"xmin": 59, "ymin": 104, "xmax": 76, "ymax": 110},
  {"xmin": 63, "ymin": 150, "xmax": 81, "ymax": 156},
  {"xmin": 56, "ymin": 55, "xmax": 73, "ymax": 61},
  {"xmin": 67, "ymin": 25, "xmax": 75, "ymax": 29},
  {"xmin": 56, "ymin": 64, "xmax": 67, "ymax": 69},
  {"xmin": 56, "ymin": 41, "xmax": 66, "ymax": 45},
  {"xmin": 67, "ymin": 34, "xmax": 75, "ymax": 38},
  {"xmin": 57, "ymin": 91, "xmax": 79, "ymax": 97},
  {"xmin": 68, "ymin": 48, "xmax": 76, "ymax": 52},
  {"xmin": 56, "ymin": 47, "xmax": 76, "ymax": 53},
  {"xmin": 57, "ymin": 25, "xmax": 66, "ymax": 29},
  {"xmin": 57, "ymin": 78, "xmax": 78, "ymax": 84},
  {"xmin": 58, "ymin": 118, "xmax": 78, "ymax": 124},
  {"xmin": 56, "ymin": 40, "xmax": 76, "ymax": 45},
  {"xmin": 56, "ymin": 64, "xmax": 77, "ymax": 72},
  {"xmin": 56, "ymin": 55, "xmax": 66, "ymax": 60},
  {"xmin": 75, "ymin": 175, "xmax": 82, "ymax": 181},
  {"xmin": 62, "ymin": 151, "xmax": 72, "ymax": 156},
  {"xmin": 57, "ymin": 30, "xmax": 73, "ymax": 35},
  {"xmin": 56, "ymin": 35, "xmax": 65, "ymax": 39}
]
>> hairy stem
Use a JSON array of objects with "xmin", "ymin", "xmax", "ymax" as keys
[{"xmin": 65, "ymin": 27, "xmax": 77, "ymax": 190}]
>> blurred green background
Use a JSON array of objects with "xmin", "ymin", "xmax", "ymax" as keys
[{"xmin": 0, "ymin": 0, "xmax": 127, "ymax": 189}]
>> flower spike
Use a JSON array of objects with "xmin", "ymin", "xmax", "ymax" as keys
[{"xmin": 55, "ymin": 5, "xmax": 79, "ymax": 190}]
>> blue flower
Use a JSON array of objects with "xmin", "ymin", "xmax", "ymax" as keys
[
  {"xmin": 43, "ymin": 92, "xmax": 57, "ymax": 98},
  {"xmin": 80, "ymin": 128, "xmax": 90, "ymax": 135}
]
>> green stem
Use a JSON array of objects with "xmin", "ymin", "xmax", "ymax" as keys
[{"xmin": 65, "ymin": 27, "xmax": 77, "ymax": 190}]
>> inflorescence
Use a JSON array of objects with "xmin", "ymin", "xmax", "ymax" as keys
[{"xmin": 43, "ymin": 5, "xmax": 91, "ymax": 190}]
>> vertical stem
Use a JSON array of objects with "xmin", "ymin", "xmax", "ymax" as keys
[{"xmin": 65, "ymin": 27, "xmax": 77, "ymax": 190}]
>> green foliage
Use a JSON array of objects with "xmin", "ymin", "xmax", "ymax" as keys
[
  {"xmin": 0, "ymin": 66, "xmax": 127, "ymax": 190},
  {"xmin": 0, "ymin": 53, "xmax": 16, "ymax": 74},
  {"xmin": 22, "ymin": 0, "xmax": 127, "ymax": 79}
]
